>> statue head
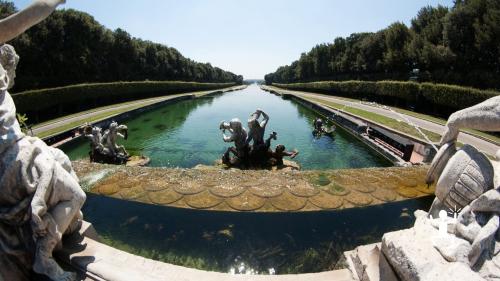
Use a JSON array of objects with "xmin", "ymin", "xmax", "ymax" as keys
[
  {"xmin": 229, "ymin": 118, "xmax": 243, "ymax": 132},
  {"xmin": 92, "ymin": 126, "xmax": 101, "ymax": 135},
  {"xmin": 276, "ymin": 144, "xmax": 285, "ymax": 153},
  {"xmin": 247, "ymin": 117, "xmax": 259, "ymax": 130},
  {"xmin": 0, "ymin": 44, "xmax": 19, "ymax": 91},
  {"xmin": 109, "ymin": 121, "xmax": 118, "ymax": 132}
]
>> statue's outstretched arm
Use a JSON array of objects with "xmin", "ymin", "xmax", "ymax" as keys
[
  {"xmin": 260, "ymin": 110, "xmax": 269, "ymax": 128},
  {"xmin": 283, "ymin": 149, "xmax": 299, "ymax": 159},
  {"xmin": 248, "ymin": 111, "xmax": 260, "ymax": 124},
  {"xmin": 0, "ymin": 0, "xmax": 65, "ymax": 44},
  {"xmin": 223, "ymin": 130, "xmax": 235, "ymax": 142},
  {"xmin": 441, "ymin": 96, "xmax": 500, "ymax": 145}
]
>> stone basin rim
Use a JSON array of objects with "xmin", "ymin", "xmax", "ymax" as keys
[{"xmin": 75, "ymin": 161, "xmax": 434, "ymax": 213}]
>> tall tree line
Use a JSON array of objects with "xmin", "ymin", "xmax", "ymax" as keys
[
  {"xmin": 265, "ymin": 0, "xmax": 500, "ymax": 90},
  {"xmin": 0, "ymin": 1, "xmax": 243, "ymax": 92}
]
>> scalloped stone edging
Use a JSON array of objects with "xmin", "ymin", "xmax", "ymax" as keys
[{"xmin": 73, "ymin": 161, "xmax": 435, "ymax": 213}]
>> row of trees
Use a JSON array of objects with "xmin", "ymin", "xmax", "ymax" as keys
[
  {"xmin": 265, "ymin": 0, "xmax": 500, "ymax": 90},
  {"xmin": 0, "ymin": 1, "xmax": 243, "ymax": 92}
]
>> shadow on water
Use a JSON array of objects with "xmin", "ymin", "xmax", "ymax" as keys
[{"xmin": 83, "ymin": 193, "xmax": 434, "ymax": 274}]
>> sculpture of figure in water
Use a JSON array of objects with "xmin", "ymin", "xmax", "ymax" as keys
[
  {"xmin": 83, "ymin": 121, "xmax": 129, "ymax": 164},
  {"xmin": 313, "ymin": 117, "xmax": 335, "ymax": 138},
  {"xmin": 313, "ymin": 118, "xmax": 323, "ymax": 131},
  {"xmin": 103, "ymin": 121, "xmax": 129, "ymax": 157},
  {"xmin": 246, "ymin": 108, "xmax": 269, "ymax": 159},
  {"xmin": 425, "ymin": 95, "xmax": 500, "ymax": 271},
  {"xmin": 0, "ymin": 1, "xmax": 86, "ymax": 281},
  {"xmin": 269, "ymin": 144, "xmax": 299, "ymax": 166},
  {"xmin": 220, "ymin": 118, "xmax": 248, "ymax": 165},
  {"xmin": 220, "ymin": 109, "xmax": 299, "ymax": 169}
]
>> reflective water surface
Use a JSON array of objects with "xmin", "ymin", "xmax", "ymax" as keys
[
  {"xmin": 83, "ymin": 193, "xmax": 433, "ymax": 274},
  {"xmin": 62, "ymin": 85, "xmax": 391, "ymax": 169}
]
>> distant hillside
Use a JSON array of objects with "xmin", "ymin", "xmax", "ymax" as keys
[
  {"xmin": 0, "ymin": 2, "xmax": 243, "ymax": 92},
  {"xmin": 265, "ymin": 0, "xmax": 500, "ymax": 90}
]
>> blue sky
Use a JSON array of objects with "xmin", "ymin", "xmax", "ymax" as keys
[{"xmin": 15, "ymin": 0, "xmax": 454, "ymax": 79}]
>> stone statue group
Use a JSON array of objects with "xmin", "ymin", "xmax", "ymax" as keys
[
  {"xmin": 82, "ymin": 121, "xmax": 129, "ymax": 164},
  {"xmin": 1, "ymin": 1, "xmax": 500, "ymax": 281},
  {"xmin": 220, "ymin": 108, "xmax": 298, "ymax": 168}
]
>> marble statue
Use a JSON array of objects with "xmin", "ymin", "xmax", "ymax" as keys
[
  {"xmin": 246, "ymin": 108, "xmax": 269, "ymax": 158},
  {"xmin": 0, "ymin": 0, "xmax": 66, "ymax": 44},
  {"xmin": 312, "ymin": 117, "xmax": 335, "ymax": 137},
  {"xmin": 0, "ymin": 1, "xmax": 86, "ymax": 281},
  {"xmin": 83, "ymin": 122, "xmax": 129, "ymax": 164},
  {"xmin": 220, "ymin": 118, "xmax": 248, "ymax": 165},
  {"xmin": 83, "ymin": 124, "xmax": 109, "ymax": 156},
  {"xmin": 313, "ymin": 117, "xmax": 324, "ymax": 131},
  {"xmin": 425, "ymin": 95, "xmax": 500, "ymax": 275},
  {"xmin": 220, "ymin": 110, "xmax": 299, "ymax": 169},
  {"xmin": 268, "ymin": 144, "xmax": 299, "ymax": 166},
  {"xmin": 103, "ymin": 121, "xmax": 129, "ymax": 157}
]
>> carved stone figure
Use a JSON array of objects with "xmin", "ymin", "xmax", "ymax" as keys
[
  {"xmin": 0, "ymin": 1, "xmax": 86, "ymax": 281},
  {"xmin": 425, "ymin": 95, "xmax": 500, "ymax": 275},
  {"xmin": 313, "ymin": 117, "xmax": 323, "ymax": 131},
  {"xmin": 246, "ymin": 108, "xmax": 269, "ymax": 158},
  {"xmin": 103, "ymin": 121, "xmax": 129, "ymax": 157},
  {"xmin": 220, "ymin": 118, "xmax": 248, "ymax": 165},
  {"xmin": 83, "ymin": 122, "xmax": 129, "ymax": 164},
  {"xmin": 219, "ymin": 112, "xmax": 299, "ymax": 170},
  {"xmin": 83, "ymin": 124, "xmax": 107, "ymax": 154},
  {"xmin": 312, "ymin": 117, "xmax": 335, "ymax": 138},
  {"xmin": 268, "ymin": 144, "xmax": 299, "ymax": 166}
]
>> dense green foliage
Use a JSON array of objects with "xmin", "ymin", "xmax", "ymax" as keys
[
  {"xmin": 13, "ymin": 81, "xmax": 235, "ymax": 122},
  {"xmin": 265, "ymin": 0, "xmax": 500, "ymax": 90},
  {"xmin": 273, "ymin": 81, "xmax": 499, "ymax": 116},
  {"xmin": 1, "ymin": 2, "xmax": 242, "ymax": 91}
]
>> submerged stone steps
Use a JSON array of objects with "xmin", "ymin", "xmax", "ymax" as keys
[{"xmin": 73, "ymin": 161, "xmax": 435, "ymax": 212}]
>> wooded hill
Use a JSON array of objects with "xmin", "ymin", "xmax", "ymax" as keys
[
  {"xmin": 265, "ymin": 0, "xmax": 500, "ymax": 90},
  {"xmin": 0, "ymin": 1, "xmax": 243, "ymax": 92}
]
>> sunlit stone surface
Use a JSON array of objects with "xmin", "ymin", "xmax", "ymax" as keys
[{"xmin": 74, "ymin": 161, "xmax": 435, "ymax": 212}]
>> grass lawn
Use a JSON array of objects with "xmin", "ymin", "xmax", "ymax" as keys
[
  {"xmin": 36, "ymin": 105, "xmax": 146, "ymax": 139},
  {"xmin": 273, "ymin": 86, "xmax": 500, "ymax": 145},
  {"xmin": 33, "ymin": 86, "xmax": 242, "ymax": 139},
  {"xmin": 32, "ymin": 90, "xmax": 219, "ymax": 130},
  {"xmin": 305, "ymin": 97, "xmax": 443, "ymax": 142}
]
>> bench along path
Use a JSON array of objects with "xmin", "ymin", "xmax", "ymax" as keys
[{"xmin": 266, "ymin": 86, "xmax": 499, "ymax": 156}]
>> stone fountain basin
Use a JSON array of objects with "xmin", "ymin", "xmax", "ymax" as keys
[{"xmin": 73, "ymin": 161, "xmax": 435, "ymax": 212}]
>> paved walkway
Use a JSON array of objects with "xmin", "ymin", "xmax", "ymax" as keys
[
  {"xmin": 266, "ymin": 86, "xmax": 499, "ymax": 156},
  {"xmin": 32, "ymin": 86, "xmax": 243, "ymax": 137}
]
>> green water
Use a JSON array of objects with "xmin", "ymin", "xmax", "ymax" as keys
[
  {"xmin": 62, "ymin": 85, "xmax": 391, "ymax": 169},
  {"xmin": 84, "ymin": 194, "xmax": 434, "ymax": 274}
]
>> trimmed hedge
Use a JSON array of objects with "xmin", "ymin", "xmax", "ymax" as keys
[
  {"xmin": 273, "ymin": 81, "xmax": 499, "ymax": 115},
  {"xmin": 12, "ymin": 81, "xmax": 235, "ymax": 121},
  {"xmin": 419, "ymin": 82, "xmax": 498, "ymax": 110}
]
